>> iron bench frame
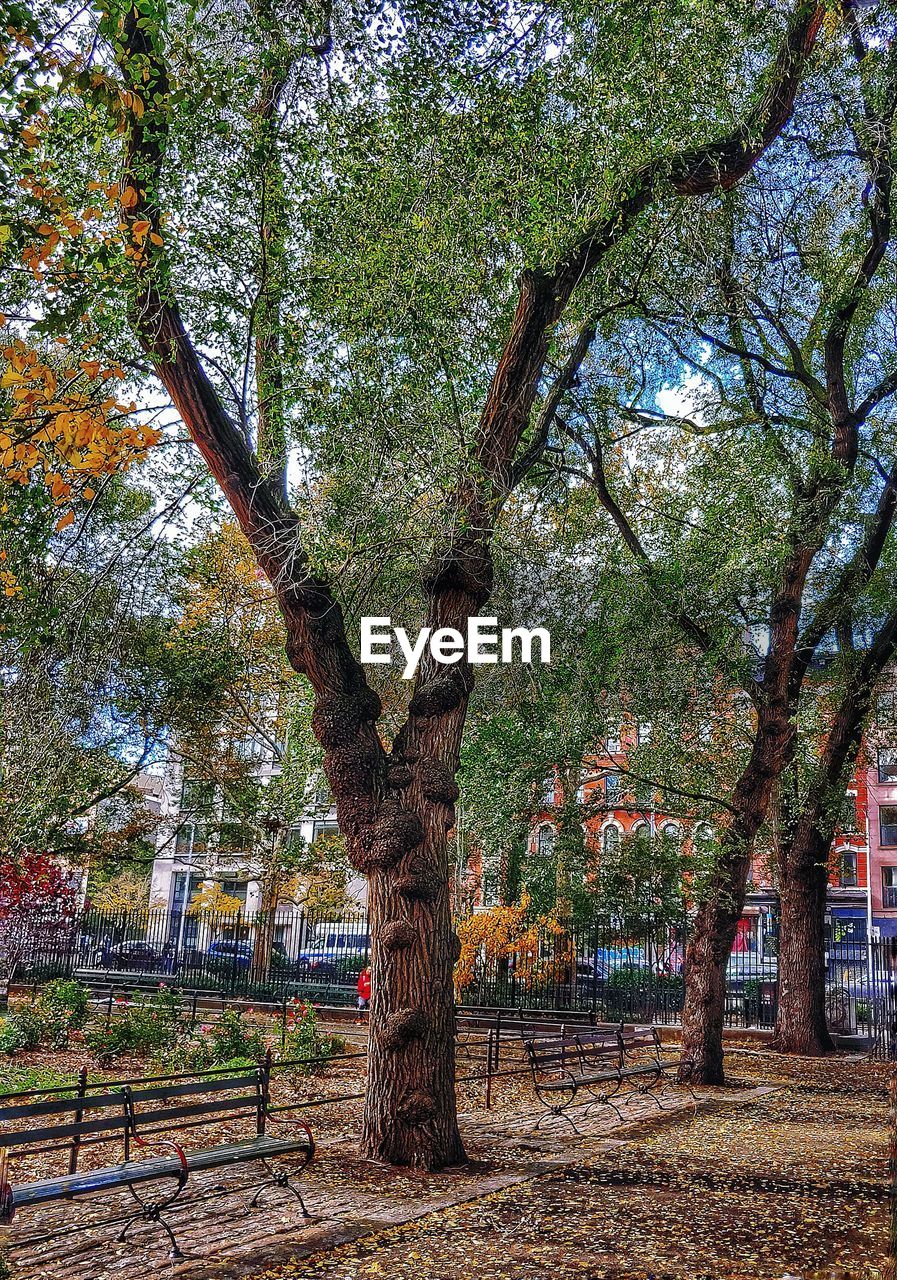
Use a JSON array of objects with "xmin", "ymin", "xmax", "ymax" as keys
[
  {"xmin": 521, "ymin": 1028, "xmax": 626, "ymax": 1132},
  {"xmin": 0, "ymin": 1052, "xmax": 314, "ymax": 1259}
]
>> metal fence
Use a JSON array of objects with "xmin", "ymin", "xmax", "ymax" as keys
[
  {"xmin": 18, "ymin": 905, "xmax": 371, "ymax": 1002},
  {"xmin": 12, "ymin": 903, "xmax": 895, "ymax": 1043}
]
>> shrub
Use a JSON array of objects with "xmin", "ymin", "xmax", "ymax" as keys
[
  {"xmin": 86, "ymin": 985, "xmax": 183, "ymax": 1062},
  {"xmin": 282, "ymin": 999, "xmax": 344, "ymax": 1074},
  {"xmin": 158, "ymin": 1008, "xmax": 269, "ymax": 1073},
  {"xmin": 0, "ymin": 1009, "xmax": 42, "ymax": 1055},
  {"xmin": 0, "ymin": 1016, "xmax": 27, "ymax": 1055},
  {"xmin": 37, "ymin": 979, "xmax": 90, "ymax": 1048}
]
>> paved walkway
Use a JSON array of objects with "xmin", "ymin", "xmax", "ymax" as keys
[{"xmin": 5, "ymin": 1085, "xmax": 718, "ymax": 1280}]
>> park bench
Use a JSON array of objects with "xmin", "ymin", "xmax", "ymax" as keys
[
  {"xmin": 617, "ymin": 1024, "xmax": 687, "ymax": 1106},
  {"xmin": 520, "ymin": 1027, "xmax": 625, "ymax": 1131},
  {"xmin": 521, "ymin": 1024, "xmax": 690, "ymax": 1130},
  {"xmin": 0, "ymin": 1054, "xmax": 314, "ymax": 1259}
]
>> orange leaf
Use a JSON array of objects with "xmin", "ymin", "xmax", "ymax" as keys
[{"xmin": 55, "ymin": 509, "xmax": 75, "ymax": 532}]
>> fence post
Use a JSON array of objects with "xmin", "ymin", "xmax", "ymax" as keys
[
  {"xmin": 494, "ymin": 1006, "xmax": 502, "ymax": 1073},
  {"xmin": 68, "ymin": 1066, "xmax": 88, "ymax": 1175},
  {"xmin": 485, "ymin": 1029, "xmax": 494, "ymax": 1110},
  {"xmin": 281, "ymin": 996, "xmax": 288, "ymax": 1049}
]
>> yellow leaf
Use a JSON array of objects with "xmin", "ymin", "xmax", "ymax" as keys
[
  {"xmin": 120, "ymin": 186, "xmax": 139, "ymax": 209},
  {"xmin": 83, "ymin": 487, "xmax": 95, "ymax": 502},
  {"xmin": 55, "ymin": 509, "xmax": 75, "ymax": 532}
]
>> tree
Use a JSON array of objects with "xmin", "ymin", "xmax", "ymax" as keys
[
  {"xmin": 0, "ymin": 851, "xmax": 79, "ymax": 1007},
  {"xmin": 520, "ymin": 6, "xmax": 897, "ymax": 1074},
  {"xmin": 12, "ymin": 0, "xmax": 825, "ymax": 1162}
]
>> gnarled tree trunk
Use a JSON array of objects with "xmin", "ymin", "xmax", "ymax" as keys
[{"xmin": 774, "ymin": 833, "xmax": 834, "ymax": 1055}]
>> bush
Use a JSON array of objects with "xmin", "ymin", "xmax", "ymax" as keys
[
  {"xmin": 158, "ymin": 1008, "xmax": 270, "ymax": 1073},
  {"xmin": 0, "ymin": 1009, "xmax": 42, "ymax": 1055},
  {"xmin": 38, "ymin": 979, "xmax": 90, "ymax": 1048},
  {"xmin": 282, "ymin": 999, "xmax": 345, "ymax": 1074},
  {"xmin": 86, "ymin": 985, "xmax": 183, "ymax": 1062}
]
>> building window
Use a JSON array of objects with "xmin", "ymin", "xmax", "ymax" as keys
[
  {"xmin": 883, "ymin": 866, "xmax": 897, "ymax": 908},
  {"xmin": 881, "ymin": 807, "xmax": 897, "ymax": 847},
  {"xmin": 602, "ymin": 825, "xmax": 620, "ymax": 856},
  {"xmin": 220, "ymin": 879, "xmax": 248, "ymax": 905},
  {"xmin": 604, "ymin": 773, "xmax": 620, "ymax": 802},
  {"xmin": 180, "ymin": 776, "xmax": 213, "ymax": 814},
  {"xmin": 661, "ymin": 822, "xmax": 681, "ymax": 844},
  {"xmin": 537, "ymin": 825, "xmax": 555, "ymax": 858},
  {"xmin": 637, "ymin": 722, "xmax": 652, "ymax": 746},
  {"xmin": 878, "ymin": 692, "xmax": 897, "ymax": 727},
  {"xmin": 606, "ymin": 734, "xmax": 621, "ymax": 755},
  {"xmin": 630, "ymin": 821, "xmax": 649, "ymax": 840},
  {"xmin": 879, "ymin": 749, "xmax": 897, "ymax": 783},
  {"xmin": 693, "ymin": 823, "xmax": 714, "ymax": 855},
  {"xmin": 175, "ymin": 820, "xmax": 207, "ymax": 859},
  {"xmin": 839, "ymin": 850, "xmax": 858, "ymax": 888}
]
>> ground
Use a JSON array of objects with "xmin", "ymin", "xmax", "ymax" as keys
[{"xmin": 0, "ymin": 1035, "xmax": 890, "ymax": 1280}]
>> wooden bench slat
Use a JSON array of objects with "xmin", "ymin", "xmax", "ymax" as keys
[
  {"xmin": 126, "ymin": 1075, "xmax": 259, "ymax": 1104},
  {"xmin": 0, "ymin": 1112, "xmax": 129, "ymax": 1148},
  {"xmin": 0, "ymin": 1093, "xmax": 124, "ymax": 1123}
]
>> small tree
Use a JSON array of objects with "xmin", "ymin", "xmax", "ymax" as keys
[{"xmin": 0, "ymin": 852, "xmax": 80, "ymax": 1008}]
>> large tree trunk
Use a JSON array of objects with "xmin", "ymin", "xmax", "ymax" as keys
[
  {"xmin": 364, "ymin": 817, "xmax": 464, "ymax": 1166},
  {"xmin": 774, "ymin": 835, "xmax": 834, "ymax": 1055},
  {"xmin": 679, "ymin": 700, "xmax": 793, "ymax": 1085}
]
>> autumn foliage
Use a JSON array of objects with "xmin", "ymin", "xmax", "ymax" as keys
[
  {"xmin": 454, "ymin": 891, "xmax": 574, "ymax": 995},
  {"xmin": 0, "ymin": 851, "xmax": 79, "ymax": 983}
]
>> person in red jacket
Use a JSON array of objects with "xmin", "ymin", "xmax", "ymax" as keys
[{"xmin": 357, "ymin": 966, "xmax": 372, "ymax": 1013}]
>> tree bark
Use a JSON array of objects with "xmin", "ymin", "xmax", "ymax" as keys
[
  {"xmin": 774, "ymin": 831, "xmax": 834, "ymax": 1055},
  {"xmin": 679, "ymin": 697, "xmax": 795, "ymax": 1085}
]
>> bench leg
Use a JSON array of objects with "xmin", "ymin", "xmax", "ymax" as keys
[
  {"xmin": 117, "ymin": 1177, "xmax": 187, "ymax": 1259},
  {"xmin": 248, "ymin": 1158, "xmax": 311, "ymax": 1218}
]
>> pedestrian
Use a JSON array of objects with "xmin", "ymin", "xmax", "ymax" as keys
[{"xmin": 357, "ymin": 965, "xmax": 371, "ymax": 1019}]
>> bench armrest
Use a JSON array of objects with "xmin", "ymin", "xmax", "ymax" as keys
[
  {"xmin": 122, "ymin": 1087, "xmax": 189, "ymax": 1178},
  {"xmin": 263, "ymin": 1112, "xmax": 315, "ymax": 1164}
]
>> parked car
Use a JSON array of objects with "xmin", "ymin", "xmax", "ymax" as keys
[
  {"xmin": 206, "ymin": 938, "xmax": 290, "ymax": 972},
  {"xmin": 296, "ymin": 924, "xmax": 369, "ymax": 981},
  {"xmin": 101, "ymin": 940, "xmax": 162, "ymax": 971}
]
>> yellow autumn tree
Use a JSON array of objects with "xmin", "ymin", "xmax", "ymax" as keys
[
  {"xmin": 187, "ymin": 881, "xmax": 244, "ymax": 919},
  {"xmin": 453, "ymin": 891, "xmax": 574, "ymax": 996}
]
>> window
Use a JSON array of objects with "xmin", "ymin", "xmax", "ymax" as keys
[
  {"xmin": 661, "ymin": 822, "xmax": 682, "ymax": 844},
  {"xmin": 175, "ymin": 820, "xmax": 206, "ymax": 859},
  {"xmin": 881, "ymin": 807, "xmax": 897, "ymax": 847},
  {"xmin": 220, "ymin": 879, "xmax": 248, "ymax": 905},
  {"xmin": 575, "ymin": 782, "xmax": 586, "ymax": 804},
  {"xmin": 180, "ymin": 776, "xmax": 213, "ymax": 815},
  {"xmin": 839, "ymin": 851, "xmax": 858, "ymax": 888},
  {"xmin": 630, "ymin": 821, "xmax": 649, "ymax": 840},
  {"xmin": 606, "ymin": 734, "xmax": 621, "ymax": 755},
  {"xmin": 878, "ymin": 692, "xmax": 897, "ymax": 728},
  {"xmin": 603, "ymin": 773, "xmax": 620, "ymax": 802},
  {"xmin": 883, "ymin": 867, "xmax": 897, "ymax": 908},
  {"xmin": 537, "ymin": 825, "xmax": 555, "ymax": 858},
  {"xmin": 171, "ymin": 872, "xmax": 203, "ymax": 913},
  {"xmin": 314, "ymin": 782, "xmax": 333, "ymax": 809},
  {"xmin": 541, "ymin": 777, "xmax": 556, "ymax": 806},
  {"xmin": 693, "ymin": 823, "xmax": 715, "ymax": 855},
  {"xmin": 637, "ymin": 722, "xmax": 652, "ymax": 746},
  {"xmin": 602, "ymin": 825, "xmax": 620, "ymax": 856},
  {"xmin": 879, "ymin": 749, "xmax": 897, "ymax": 783}
]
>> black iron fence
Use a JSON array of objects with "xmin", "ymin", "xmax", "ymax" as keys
[
  {"xmin": 12, "ymin": 902, "xmax": 895, "ymax": 1043},
  {"xmin": 18, "ymin": 905, "xmax": 371, "ymax": 1003}
]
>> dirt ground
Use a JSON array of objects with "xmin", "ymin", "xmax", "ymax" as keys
[
  {"xmin": 255, "ymin": 1050, "xmax": 891, "ymax": 1280},
  {"xmin": 0, "ymin": 1037, "xmax": 891, "ymax": 1280}
]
